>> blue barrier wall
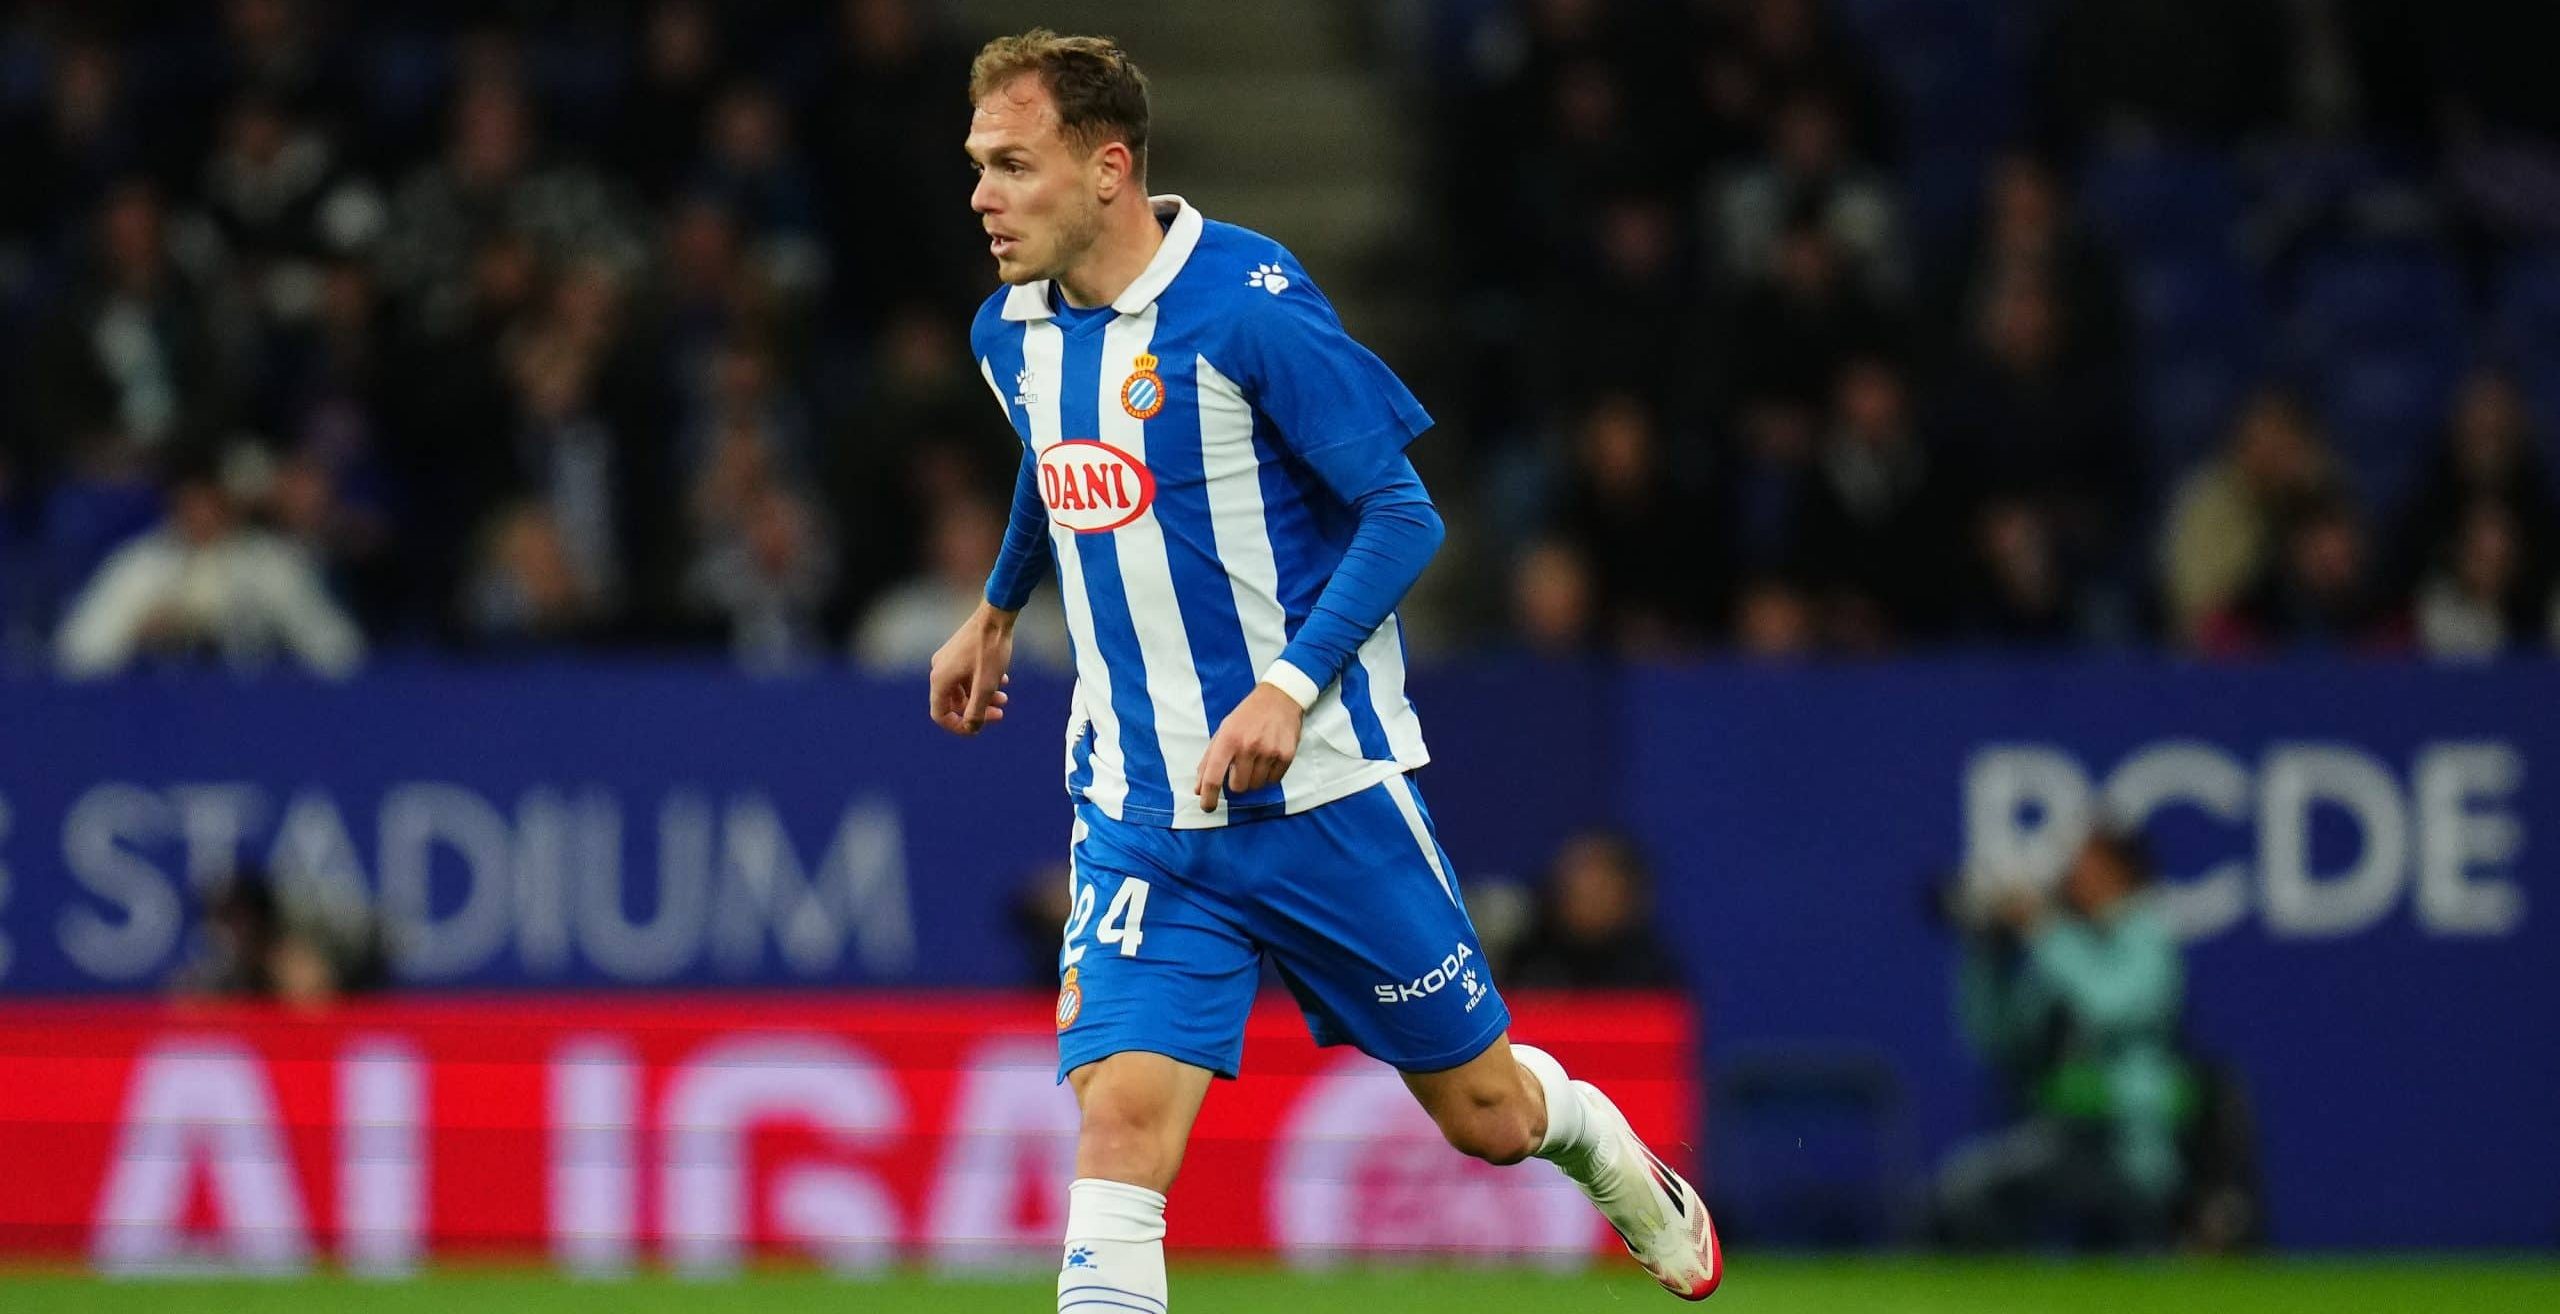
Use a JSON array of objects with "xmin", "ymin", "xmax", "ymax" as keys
[{"xmin": 1, "ymin": 659, "xmax": 2551, "ymax": 1247}]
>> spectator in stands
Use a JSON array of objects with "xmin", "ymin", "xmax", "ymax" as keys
[
  {"xmin": 1550, "ymin": 392, "xmax": 1708, "ymax": 651},
  {"xmin": 1503, "ymin": 830, "xmax": 1683, "ymax": 989},
  {"xmin": 2394, "ymin": 368, "xmax": 2556, "ymax": 602},
  {"xmin": 25, "ymin": 181, "xmax": 235, "ymax": 485},
  {"xmin": 199, "ymin": 94, "xmax": 380, "ymax": 324},
  {"xmin": 1799, "ymin": 357, "xmax": 1957, "ymax": 644},
  {"xmin": 1964, "ymin": 499, "xmax": 2079, "ymax": 645},
  {"xmin": 1713, "ymin": 87, "xmax": 1899, "ymax": 289},
  {"xmin": 689, "ymin": 81, "xmax": 826, "ymax": 303},
  {"xmin": 1724, "ymin": 399, "xmax": 1822, "ymax": 577},
  {"xmin": 250, "ymin": 256, "xmax": 403, "ymax": 627},
  {"xmin": 1935, "ymin": 827, "xmax": 2188, "ymax": 1250},
  {"xmin": 678, "ymin": 335, "xmax": 813, "ymax": 504},
  {"xmin": 505, "ymin": 320, "xmax": 629, "ymax": 622},
  {"xmin": 1731, "ymin": 574, "xmax": 1819, "ymax": 659},
  {"xmin": 54, "ymin": 461, "xmax": 363, "ymax": 677},
  {"xmin": 828, "ymin": 305, "xmax": 998, "ymax": 616},
  {"xmin": 683, "ymin": 483, "xmax": 835, "ymax": 673},
  {"xmin": 1727, "ymin": 205, "xmax": 1899, "ymax": 413},
  {"xmin": 852, "ymin": 495, "xmax": 1068, "ymax": 671},
  {"xmin": 0, "ymin": 39, "xmax": 142, "ymax": 257},
  {"xmin": 2202, "ymin": 493, "xmax": 2406, "ymax": 655},
  {"xmin": 2413, "ymin": 503, "xmax": 2546, "ymax": 659},
  {"xmin": 1534, "ymin": 189, "xmax": 1704, "ymax": 427},
  {"xmin": 172, "ymin": 863, "xmax": 382, "ymax": 1006},
  {"xmin": 178, "ymin": 0, "xmax": 360, "ymax": 157},
  {"xmin": 1721, "ymin": 0, "xmax": 1891, "ymax": 163},
  {"xmin": 378, "ymin": 230, "xmax": 537, "ymax": 638},
  {"xmin": 1943, "ymin": 268, "xmax": 2135, "ymax": 560},
  {"xmin": 2158, "ymin": 389, "xmax": 2338, "ymax": 644},
  {"xmin": 463, "ymin": 501, "xmax": 605, "ymax": 649},
  {"xmin": 376, "ymin": 77, "xmax": 641, "ymax": 338},
  {"xmin": 1937, "ymin": 153, "xmax": 2127, "ymax": 379},
  {"xmin": 614, "ymin": 1, "xmax": 726, "ymax": 207},
  {"xmin": 265, "ymin": 449, "xmax": 396, "ymax": 636},
  {"xmin": 1511, "ymin": 537, "xmax": 1602, "ymax": 657}
]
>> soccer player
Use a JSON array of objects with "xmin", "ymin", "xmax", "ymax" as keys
[{"xmin": 929, "ymin": 30, "xmax": 1722, "ymax": 1309}]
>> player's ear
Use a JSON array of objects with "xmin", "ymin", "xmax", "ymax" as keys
[{"xmin": 1093, "ymin": 139, "xmax": 1133, "ymax": 201}]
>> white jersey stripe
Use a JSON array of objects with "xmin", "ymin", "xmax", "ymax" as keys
[
  {"xmin": 1188, "ymin": 368, "xmax": 1369, "ymax": 790},
  {"xmin": 1383, "ymin": 774, "xmax": 1458, "ymax": 907},
  {"xmin": 1025, "ymin": 321, "xmax": 1129, "ymax": 818},
  {"xmin": 1097, "ymin": 310, "xmax": 1221, "ymax": 829},
  {"xmin": 1193, "ymin": 356, "xmax": 1312, "ymax": 810},
  {"xmin": 1358, "ymin": 615, "xmax": 1430, "ymax": 764}
]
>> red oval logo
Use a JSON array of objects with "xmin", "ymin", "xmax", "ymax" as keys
[{"xmin": 1038, "ymin": 439, "xmax": 1157, "ymax": 534}]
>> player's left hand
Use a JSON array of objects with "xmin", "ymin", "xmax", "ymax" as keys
[{"xmin": 1195, "ymin": 683, "xmax": 1303, "ymax": 812}]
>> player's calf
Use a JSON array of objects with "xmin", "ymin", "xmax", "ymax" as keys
[
  {"xmin": 1057, "ymin": 1053, "xmax": 1210, "ymax": 1314},
  {"xmin": 1405, "ymin": 1037, "xmax": 1546, "ymax": 1165}
]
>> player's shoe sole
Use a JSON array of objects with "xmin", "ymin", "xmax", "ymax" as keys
[{"xmin": 1578, "ymin": 1079, "xmax": 1723, "ymax": 1300}]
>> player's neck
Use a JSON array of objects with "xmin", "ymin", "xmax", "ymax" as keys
[{"xmin": 1054, "ymin": 196, "xmax": 1165, "ymax": 311}]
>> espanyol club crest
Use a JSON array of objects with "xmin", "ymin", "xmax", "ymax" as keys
[
  {"xmin": 1120, "ymin": 352, "xmax": 1165, "ymax": 420},
  {"xmin": 1056, "ymin": 966, "xmax": 1083, "ymax": 1031}
]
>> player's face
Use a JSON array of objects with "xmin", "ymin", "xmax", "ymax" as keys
[{"xmin": 966, "ymin": 76, "xmax": 1106, "ymax": 285}]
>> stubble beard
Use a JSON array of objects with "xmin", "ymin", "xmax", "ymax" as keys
[{"xmin": 1028, "ymin": 195, "xmax": 1106, "ymax": 288}]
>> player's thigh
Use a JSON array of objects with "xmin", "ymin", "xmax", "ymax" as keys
[
  {"xmin": 1249, "ymin": 775, "xmax": 1511, "ymax": 1073},
  {"xmin": 1054, "ymin": 809, "xmax": 1261, "ymax": 1083}
]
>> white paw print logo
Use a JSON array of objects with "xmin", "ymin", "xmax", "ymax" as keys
[{"xmin": 1248, "ymin": 262, "xmax": 1291, "ymax": 295}]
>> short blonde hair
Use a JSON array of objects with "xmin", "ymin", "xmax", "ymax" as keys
[{"xmin": 968, "ymin": 29, "xmax": 1149, "ymax": 179}]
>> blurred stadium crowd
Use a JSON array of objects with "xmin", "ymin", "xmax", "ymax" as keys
[
  {"xmin": 4, "ymin": 0, "xmax": 2559, "ymax": 676},
  {"xmin": 2, "ymin": 0, "xmax": 1000, "ymax": 675},
  {"xmin": 1435, "ymin": 0, "xmax": 2560, "ymax": 660}
]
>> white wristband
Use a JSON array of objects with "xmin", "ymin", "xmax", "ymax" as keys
[{"xmin": 1261, "ymin": 660, "xmax": 1322, "ymax": 711}]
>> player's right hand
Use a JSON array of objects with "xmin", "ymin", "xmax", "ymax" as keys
[{"xmin": 929, "ymin": 602, "xmax": 1017, "ymax": 736}]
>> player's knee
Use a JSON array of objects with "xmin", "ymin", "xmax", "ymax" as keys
[{"xmin": 1077, "ymin": 1085, "xmax": 1188, "ymax": 1189}]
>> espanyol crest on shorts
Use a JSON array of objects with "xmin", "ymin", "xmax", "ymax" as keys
[{"xmin": 1120, "ymin": 352, "xmax": 1165, "ymax": 420}]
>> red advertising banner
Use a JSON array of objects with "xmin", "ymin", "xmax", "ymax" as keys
[{"xmin": 0, "ymin": 992, "xmax": 1696, "ymax": 1274}]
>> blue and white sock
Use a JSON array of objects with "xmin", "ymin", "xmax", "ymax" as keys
[{"xmin": 1057, "ymin": 1177, "xmax": 1168, "ymax": 1314}]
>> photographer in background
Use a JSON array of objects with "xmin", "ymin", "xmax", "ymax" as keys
[{"xmin": 1933, "ymin": 827, "xmax": 2189, "ymax": 1250}]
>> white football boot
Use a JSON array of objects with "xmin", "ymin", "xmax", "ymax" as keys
[{"xmin": 1574, "ymin": 1079, "xmax": 1723, "ymax": 1300}]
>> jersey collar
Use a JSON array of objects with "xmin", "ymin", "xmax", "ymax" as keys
[{"xmin": 1000, "ymin": 194, "xmax": 1203, "ymax": 322}]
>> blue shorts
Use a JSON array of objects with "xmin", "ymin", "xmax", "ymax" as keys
[{"xmin": 1053, "ymin": 773, "xmax": 1510, "ymax": 1081}]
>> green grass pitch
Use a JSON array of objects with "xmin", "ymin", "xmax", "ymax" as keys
[{"xmin": 5, "ymin": 1259, "xmax": 2559, "ymax": 1313}]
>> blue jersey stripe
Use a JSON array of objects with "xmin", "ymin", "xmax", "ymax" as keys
[
  {"xmin": 1149, "ymin": 351, "xmax": 1282, "ymax": 811},
  {"xmin": 1337, "ymin": 655, "xmax": 1395, "ymax": 759},
  {"xmin": 1061, "ymin": 326, "xmax": 1174, "ymax": 815},
  {"xmin": 1252, "ymin": 425, "xmax": 1329, "ymax": 628}
]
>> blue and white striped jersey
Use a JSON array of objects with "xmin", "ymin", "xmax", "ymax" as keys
[{"xmin": 970, "ymin": 196, "xmax": 1433, "ymax": 829}]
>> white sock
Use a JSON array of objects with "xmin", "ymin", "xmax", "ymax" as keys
[
  {"xmin": 1517, "ymin": 1041, "xmax": 1671, "ymax": 1246},
  {"xmin": 1514, "ymin": 1043, "xmax": 1599, "ymax": 1166},
  {"xmin": 1057, "ymin": 1177, "xmax": 1168, "ymax": 1314}
]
